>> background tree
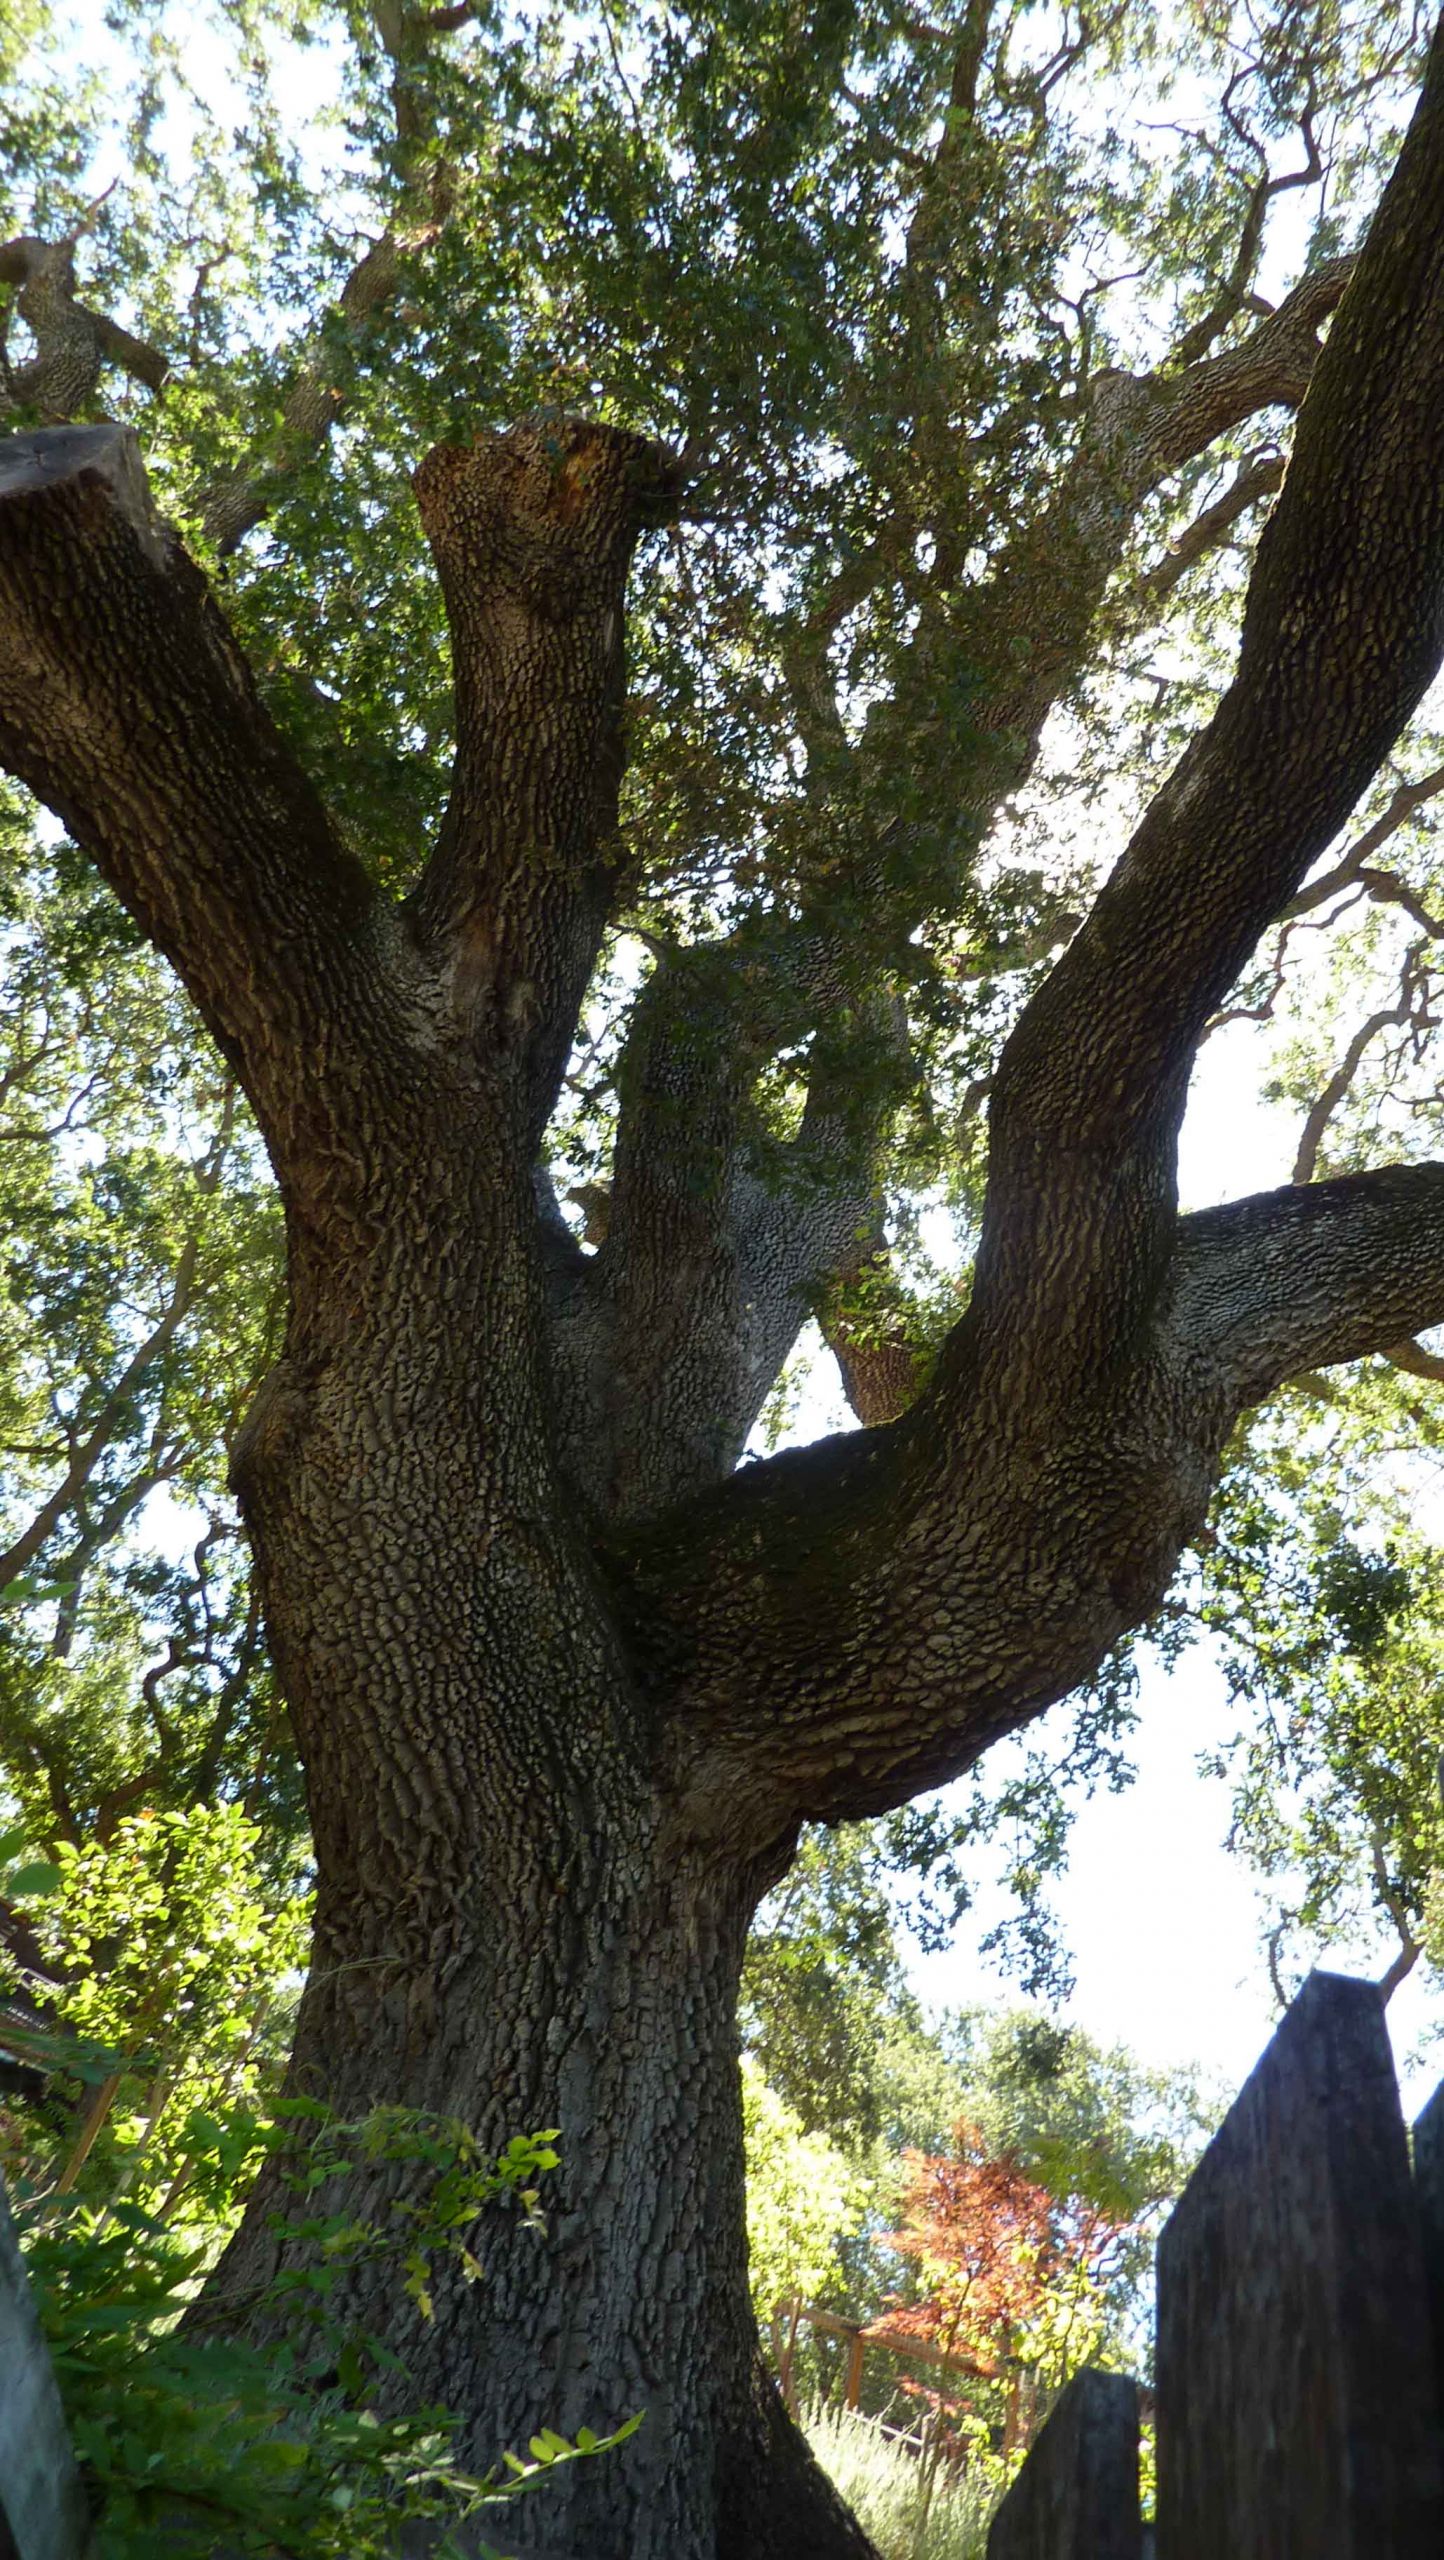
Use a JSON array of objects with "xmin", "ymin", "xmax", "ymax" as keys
[{"xmin": 5, "ymin": 2, "xmax": 1444, "ymax": 2555}]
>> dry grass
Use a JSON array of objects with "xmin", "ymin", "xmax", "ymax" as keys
[{"xmin": 803, "ymin": 2401, "xmax": 1010, "ymax": 2560}]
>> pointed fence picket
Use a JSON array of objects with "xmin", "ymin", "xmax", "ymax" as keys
[
  {"xmin": 0, "ymin": 2180, "xmax": 91, "ymax": 2559},
  {"xmin": 985, "ymin": 1968, "xmax": 1444, "ymax": 2560}
]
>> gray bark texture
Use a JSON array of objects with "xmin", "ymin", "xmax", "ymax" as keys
[{"xmin": 6, "ymin": 25, "xmax": 1444, "ymax": 2557}]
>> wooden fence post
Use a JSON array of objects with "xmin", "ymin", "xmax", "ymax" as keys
[
  {"xmin": 984, "ymin": 2367, "xmax": 1141, "ymax": 2560},
  {"xmin": 1154, "ymin": 1969, "xmax": 1443, "ymax": 2560},
  {"xmin": 0, "ymin": 2179, "xmax": 91, "ymax": 2560}
]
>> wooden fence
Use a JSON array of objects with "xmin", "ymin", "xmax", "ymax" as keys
[
  {"xmin": 986, "ymin": 1968, "xmax": 1444, "ymax": 2559},
  {"xmin": 774, "ymin": 2296, "xmax": 994, "ymax": 2419},
  {"xmin": 0, "ymin": 2179, "xmax": 91, "ymax": 2560}
]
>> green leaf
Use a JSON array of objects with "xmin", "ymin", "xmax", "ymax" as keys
[{"xmin": 5, "ymin": 1859, "xmax": 63, "ymax": 1898}]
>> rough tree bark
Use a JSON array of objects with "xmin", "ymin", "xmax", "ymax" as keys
[{"xmin": 5, "ymin": 26, "xmax": 1444, "ymax": 2560}]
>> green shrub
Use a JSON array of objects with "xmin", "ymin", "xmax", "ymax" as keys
[{"xmin": 17, "ymin": 2108, "xmax": 638, "ymax": 2559}]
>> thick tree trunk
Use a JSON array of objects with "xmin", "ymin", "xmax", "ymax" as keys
[{"xmin": 204, "ymin": 1150, "xmax": 874, "ymax": 2559}]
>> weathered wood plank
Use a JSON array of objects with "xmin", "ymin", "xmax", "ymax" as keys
[
  {"xmin": 1412, "ymin": 2074, "xmax": 1444, "ymax": 2433},
  {"xmin": 0, "ymin": 2178, "xmax": 91, "ymax": 2560},
  {"xmin": 984, "ymin": 2367, "xmax": 1141, "ymax": 2560},
  {"xmin": 1155, "ymin": 1969, "xmax": 1444, "ymax": 2560}
]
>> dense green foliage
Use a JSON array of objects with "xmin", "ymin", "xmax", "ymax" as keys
[{"xmin": 19, "ymin": 2121, "xmax": 635, "ymax": 2559}]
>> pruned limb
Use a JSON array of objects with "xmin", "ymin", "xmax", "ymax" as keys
[
  {"xmin": 0, "ymin": 425, "xmax": 377, "ymax": 1167},
  {"xmin": 408, "ymin": 416, "xmax": 682, "ymax": 1146}
]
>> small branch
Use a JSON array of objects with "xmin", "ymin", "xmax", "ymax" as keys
[
  {"xmin": 1290, "ymin": 945, "xmax": 1426, "ymax": 1184},
  {"xmin": 1370, "ymin": 1827, "xmax": 1422, "ymax": 2004},
  {"xmin": 1140, "ymin": 451, "xmax": 1285, "ymax": 606},
  {"xmin": 198, "ymin": 234, "xmax": 406, "ymax": 555},
  {"xmin": 1283, "ymin": 763, "xmax": 1444, "ymax": 919},
  {"xmin": 0, "ymin": 1233, "xmax": 202, "ymax": 1593},
  {"xmin": 1170, "ymin": 101, "xmax": 1323, "ymax": 371}
]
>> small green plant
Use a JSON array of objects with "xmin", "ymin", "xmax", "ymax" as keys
[
  {"xmin": 2, "ymin": 1799, "xmax": 641, "ymax": 2552},
  {"xmin": 18, "ymin": 2108, "xmax": 640, "ymax": 2559}
]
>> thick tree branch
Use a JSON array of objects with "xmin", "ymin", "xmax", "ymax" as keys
[
  {"xmin": 1381, "ymin": 1334, "xmax": 1444, "ymax": 1382},
  {"xmin": 548, "ymin": 937, "xmax": 887, "ymax": 1515},
  {"xmin": 976, "ymin": 28, "xmax": 1444, "ymax": 1385},
  {"xmin": 906, "ymin": 256, "xmax": 1354, "ymax": 809},
  {"xmin": 583, "ymin": 230, "xmax": 1363, "ymax": 1522},
  {"xmin": 634, "ymin": 166, "xmax": 1355, "ymax": 1472},
  {"xmin": 1168, "ymin": 1166, "xmax": 1444, "ymax": 1408},
  {"xmin": 0, "ymin": 233, "xmax": 167, "ymax": 420},
  {"xmin": 0, "ymin": 425, "xmax": 379, "ymax": 1163},
  {"xmin": 612, "ymin": 25, "xmax": 1444, "ymax": 1847},
  {"xmin": 408, "ymin": 417, "xmax": 681, "ymax": 1147}
]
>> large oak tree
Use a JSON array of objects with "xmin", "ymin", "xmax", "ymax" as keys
[{"xmin": 5, "ymin": 0, "xmax": 1444, "ymax": 2549}]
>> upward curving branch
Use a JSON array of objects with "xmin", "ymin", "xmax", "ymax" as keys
[
  {"xmin": 975, "ymin": 21, "xmax": 1444, "ymax": 1387},
  {"xmin": 0, "ymin": 425, "xmax": 378, "ymax": 1172},
  {"xmin": 618, "ymin": 15, "xmax": 1444, "ymax": 1847}
]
